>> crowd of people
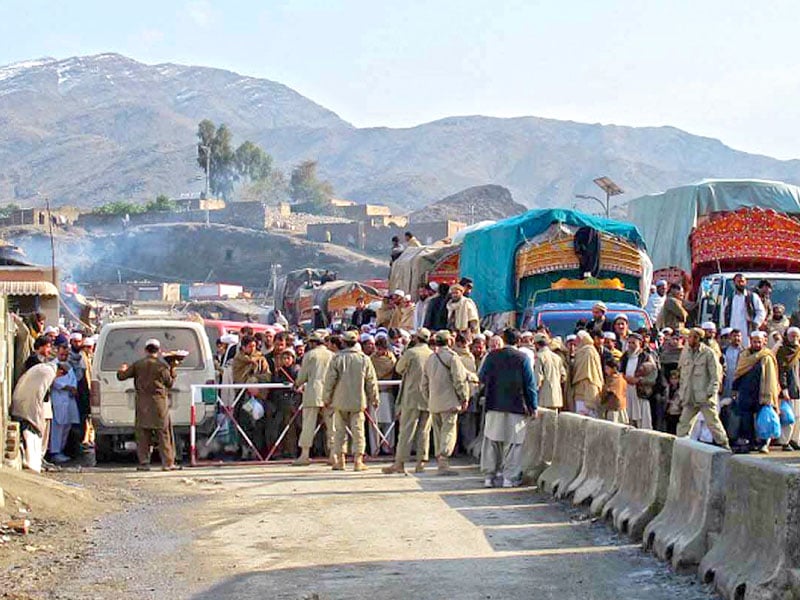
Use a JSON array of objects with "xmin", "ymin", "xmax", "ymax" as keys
[
  {"xmin": 9, "ymin": 266, "xmax": 797, "ymax": 482},
  {"xmin": 8, "ymin": 312, "xmax": 96, "ymax": 472},
  {"xmin": 212, "ymin": 270, "xmax": 800, "ymax": 488}
]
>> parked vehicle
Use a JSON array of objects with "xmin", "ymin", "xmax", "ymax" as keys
[
  {"xmin": 91, "ymin": 319, "xmax": 217, "ymax": 460},
  {"xmin": 523, "ymin": 300, "xmax": 653, "ymax": 339}
]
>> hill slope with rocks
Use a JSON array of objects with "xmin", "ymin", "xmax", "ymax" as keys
[
  {"xmin": 2, "ymin": 53, "xmax": 800, "ymax": 211},
  {"xmin": 408, "ymin": 185, "xmax": 526, "ymax": 223}
]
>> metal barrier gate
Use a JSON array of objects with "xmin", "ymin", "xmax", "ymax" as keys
[{"xmin": 189, "ymin": 380, "xmax": 401, "ymax": 467}]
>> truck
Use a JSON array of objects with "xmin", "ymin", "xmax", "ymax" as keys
[{"xmin": 692, "ymin": 207, "xmax": 800, "ymax": 329}]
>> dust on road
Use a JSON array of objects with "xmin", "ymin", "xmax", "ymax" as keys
[{"xmin": 2, "ymin": 459, "xmax": 721, "ymax": 600}]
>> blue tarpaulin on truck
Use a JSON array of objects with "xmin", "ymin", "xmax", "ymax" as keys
[{"xmin": 459, "ymin": 209, "xmax": 647, "ymax": 316}]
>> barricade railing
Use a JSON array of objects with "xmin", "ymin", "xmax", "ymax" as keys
[{"xmin": 189, "ymin": 380, "xmax": 402, "ymax": 467}]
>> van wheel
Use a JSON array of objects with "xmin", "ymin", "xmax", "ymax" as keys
[{"xmin": 95, "ymin": 435, "xmax": 114, "ymax": 463}]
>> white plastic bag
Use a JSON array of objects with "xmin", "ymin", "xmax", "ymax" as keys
[{"xmin": 243, "ymin": 397, "xmax": 265, "ymax": 421}]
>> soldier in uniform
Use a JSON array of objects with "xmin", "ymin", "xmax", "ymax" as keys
[
  {"xmin": 323, "ymin": 330, "xmax": 379, "ymax": 472},
  {"xmin": 422, "ymin": 330, "xmax": 470, "ymax": 476},
  {"xmin": 293, "ymin": 332, "xmax": 335, "ymax": 466},
  {"xmin": 383, "ymin": 328, "xmax": 433, "ymax": 474},
  {"xmin": 116, "ymin": 338, "xmax": 180, "ymax": 471}
]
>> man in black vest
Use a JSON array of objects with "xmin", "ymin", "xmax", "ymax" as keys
[
  {"xmin": 478, "ymin": 328, "xmax": 538, "ymax": 488},
  {"xmin": 722, "ymin": 274, "xmax": 766, "ymax": 346}
]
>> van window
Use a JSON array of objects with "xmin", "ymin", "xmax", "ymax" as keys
[
  {"xmin": 101, "ymin": 327, "xmax": 206, "ymax": 371},
  {"xmin": 205, "ymin": 325, "xmax": 224, "ymax": 345}
]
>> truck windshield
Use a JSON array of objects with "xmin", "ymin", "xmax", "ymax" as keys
[
  {"xmin": 538, "ymin": 310, "xmax": 650, "ymax": 338},
  {"xmin": 726, "ymin": 278, "xmax": 800, "ymax": 314}
]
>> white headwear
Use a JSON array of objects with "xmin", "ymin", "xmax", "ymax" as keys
[
  {"xmin": 145, "ymin": 338, "xmax": 161, "ymax": 349},
  {"xmin": 750, "ymin": 331, "xmax": 767, "ymax": 340},
  {"xmin": 603, "ymin": 331, "xmax": 617, "ymax": 340},
  {"xmin": 359, "ymin": 333, "xmax": 374, "ymax": 343},
  {"xmin": 701, "ymin": 321, "xmax": 717, "ymax": 331},
  {"xmin": 69, "ymin": 332, "xmax": 83, "ymax": 341},
  {"xmin": 566, "ymin": 334, "xmax": 577, "ymax": 342},
  {"xmin": 787, "ymin": 327, "xmax": 800, "ymax": 338},
  {"xmin": 393, "ymin": 289, "xmax": 405, "ymax": 297},
  {"xmin": 720, "ymin": 327, "xmax": 733, "ymax": 337},
  {"xmin": 220, "ymin": 333, "xmax": 239, "ymax": 345}
]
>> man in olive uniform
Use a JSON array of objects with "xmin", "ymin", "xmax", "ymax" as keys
[
  {"xmin": 117, "ymin": 338, "xmax": 179, "ymax": 471},
  {"xmin": 323, "ymin": 329, "xmax": 379, "ymax": 471},
  {"xmin": 293, "ymin": 332, "xmax": 335, "ymax": 466},
  {"xmin": 422, "ymin": 330, "xmax": 470, "ymax": 476},
  {"xmin": 383, "ymin": 328, "xmax": 434, "ymax": 475}
]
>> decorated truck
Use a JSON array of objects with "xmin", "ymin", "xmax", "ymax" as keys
[{"xmin": 459, "ymin": 209, "xmax": 652, "ymax": 331}]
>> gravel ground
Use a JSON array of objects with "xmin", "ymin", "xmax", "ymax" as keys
[{"xmin": 2, "ymin": 460, "xmax": 720, "ymax": 600}]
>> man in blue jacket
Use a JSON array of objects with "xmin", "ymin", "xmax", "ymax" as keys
[{"xmin": 479, "ymin": 328, "xmax": 538, "ymax": 488}]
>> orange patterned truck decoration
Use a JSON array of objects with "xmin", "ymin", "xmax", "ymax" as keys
[{"xmin": 690, "ymin": 207, "xmax": 800, "ymax": 278}]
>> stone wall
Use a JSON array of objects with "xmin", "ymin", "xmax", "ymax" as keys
[{"xmin": 307, "ymin": 220, "xmax": 466, "ymax": 252}]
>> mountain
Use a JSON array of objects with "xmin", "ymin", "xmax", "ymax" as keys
[
  {"xmin": 2, "ymin": 53, "xmax": 800, "ymax": 211},
  {"xmin": 408, "ymin": 185, "xmax": 526, "ymax": 223}
]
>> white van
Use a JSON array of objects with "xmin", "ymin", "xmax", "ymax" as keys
[{"xmin": 91, "ymin": 319, "xmax": 217, "ymax": 460}]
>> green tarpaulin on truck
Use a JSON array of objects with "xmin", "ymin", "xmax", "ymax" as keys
[
  {"xmin": 459, "ymin": 209, "xmax": 646, "ymax": 316},
  {"xmin": 623, "ymin": 179, "xmax": 800, "ymax": 272}
]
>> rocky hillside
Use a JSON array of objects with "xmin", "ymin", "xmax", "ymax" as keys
[
  {"xmin": 6, "ymin": 224, "xmax": 386, "ymax": 288},
  {"xmin": 2, "ymin": 53, "xmax": 800, "ymax": 210},
  {"xmin": 408, "ymin": 185, "xmax": 526, "ymax": 223}
]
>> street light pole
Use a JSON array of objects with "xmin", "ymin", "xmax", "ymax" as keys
[{"xmin": 574, "ymin": 194, "xmax": 608, "ymax": 217}]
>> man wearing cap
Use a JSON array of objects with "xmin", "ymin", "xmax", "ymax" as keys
[
  {"xmin": 447, "ymin": 284, "xmax": 480, "ymax": 335},
  {"xmin": 677, "ymin": 328, "xmax": 730, "ymax": 450},
  {"xmin": 777, "ymin": 327, "xmax": 800, "ymax": 451},
  {"xmin": 585, "ymin": 302, "xmax": 612, "ymax": 334},
  {"xmin": 658, "ymin": 284, "xmax": 689, "ymax": 331},
  {"xmin": 621, "ymin": 334, "xmax": 657, "ymax": 429},
  {"xmin": 117, "ymin": 339, "xmax": 180, "ymax": 470},
  {"xmin": 312, "ymin": 305, "xmax": 328, "ymax": 330},
  {"xmin": 479, "ymin": 329, "xmax": 538, "ymax": 487},
  {"xmin": 534, "ymin": 332, "xmax": 566, "ymax": 410},
  {"xmin": 323, "ymin": 329, "xmax": 380, "ymax": 471},
  {"xmin": 383, "ymin": 328, "xmax": 434, "ymax": 474},
  {"xmin": 645, "ymin": 280, "xmax": 669, "ymax": 323},
  {"xmin": 732, "ymin": 331, "xmax": 779, "ymax": 452},
  {"xmin": 294, "ymin": 332, "xmax": 335, "ymax": 465},
  {"xmin": 422, "ymin": 330, "xmax": 470, "ymax": 475},
  {"xmin": 612, "ymin": 314, "xmax": 630, "ymax": 351},
  {"xmin": 68, "ymin": 332, "xmax": 91, "ymax": 444}
]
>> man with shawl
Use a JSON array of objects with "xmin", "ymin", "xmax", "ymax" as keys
[
  {"xmin": 777, "ymin": 327, "xmax": 800, "ymax": 451},
  {"xmin": 732, "ymin": 330, "xmax": 778, "ymax": 453},
  {"xmin": 446, "ymin": 284, "xmax": 480, "ymax": 335},
  {"xmin": 11, "ymin": 363, "xmax": 57, "ymax": 472},
  {"xmin": 572, "ymin": 330, "xmax": 604, "ymax": 417}
]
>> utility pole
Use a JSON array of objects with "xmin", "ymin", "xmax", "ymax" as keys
[
  {"xmin": 44, "ymin": 197, "xmax": 56, "ymax": 285},
  {"xmin": 200, "ymin": 144, "xmax": 211, "ymax": 226}
]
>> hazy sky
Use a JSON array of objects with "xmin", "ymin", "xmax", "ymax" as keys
[{"xmin": 2, "ymin": 0, "xmax": 799, "ymax": 159}]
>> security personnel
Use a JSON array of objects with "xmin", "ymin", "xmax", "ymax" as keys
[
  {"xmin": 294, "ymin": 332, "xmax": 335, "ymax": 466},
  {"xmin": 422, "ymin": 330, "xmax": 470, "ymax": 476},
  {"xmin": 323, "ymin": 330, "xmax": 379, "ymax": 471},
  {"xmin": 117, "ymin": 338, "xmax": 179, "ymax": 471},
  {"xmin": 383, "ymin": 328, "xmax": 434, "ymax": 475}
]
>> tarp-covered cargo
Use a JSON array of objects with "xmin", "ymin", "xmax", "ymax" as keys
[
  {"xmin": 460, "ymin": 209, "xmax": 646, "ymax": 317},
  {"xmin": 623, "ymin": 179, "xmax": 800, "ymax": 272},
  {"xmin": 296, "ymin": 280, "xmax": 382, "ymax": 322}
]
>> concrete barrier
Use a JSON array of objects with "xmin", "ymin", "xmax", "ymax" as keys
[
  {"xmin": 537, "ymin": 412, "xmax": 590, "ymax": 499},
  {"xmin": 567, "ymin": 419, "xmax": 630, "ymax": 514},
  {"xmin": 642, "ymin": 438, "xmax": 729, "ymax": 571},
  {"xmin": 699, "ymin": 456, "xmax": 800, "ymax": 599},
  {"xmin": 601, "ymin": 429, "xmax": 674, "ymax": 541},
  {"xmin": 520, "ymin": 407, "xmax": 557, "ymax": 483}
]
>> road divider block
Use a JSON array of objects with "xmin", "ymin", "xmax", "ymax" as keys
[
  {"xmin": 521, "ymin": 407, "xmax": 557, "ymax": 483},
  {"xmin": 643, "ymin": 438, "xmax": 729, "ymax": 571},
  {"xmin": 537, "ymin": 412, "xmax": 590, "ymax": 499},
  {"xmin": 601, "ymin": 429, "xmax": 673, "ymax": 541},
  {"xmin": 699, "ymin": 455, "xmax": 800, "ymax": 600},
  {"xmin": 567, "ymin": 419, "xmax": 630, "ymax": 513}
]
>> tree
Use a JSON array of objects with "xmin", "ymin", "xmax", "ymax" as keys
[
  {"xmin": 240, "ymin": 169, "xmax": 289, "ymax": 205},
  {"xmin": 235, "ymin": 141, "xmax": 273, "ymax": 183},
  {"xmin": 92, "ymin": 201, "xmax": 146, "ymax": 216},
  {"xmin": 145, "ymin": 194, "xmax": 177, "ymax": 212},
  {"xmin": 0, "ymin": 203, "xmax": 20, "ymax": 218},
  {"xmin": 289, "ymin": 160, "xmax": 334, "ymax": 214},
  {"xmin": 197, "ymin": 120, "xmax": 236, "ymax": 200}
]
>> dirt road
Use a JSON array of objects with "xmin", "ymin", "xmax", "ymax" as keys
[{"xmin": 1, "ymin": 459, "xmax": 719, "ymax": 600}]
